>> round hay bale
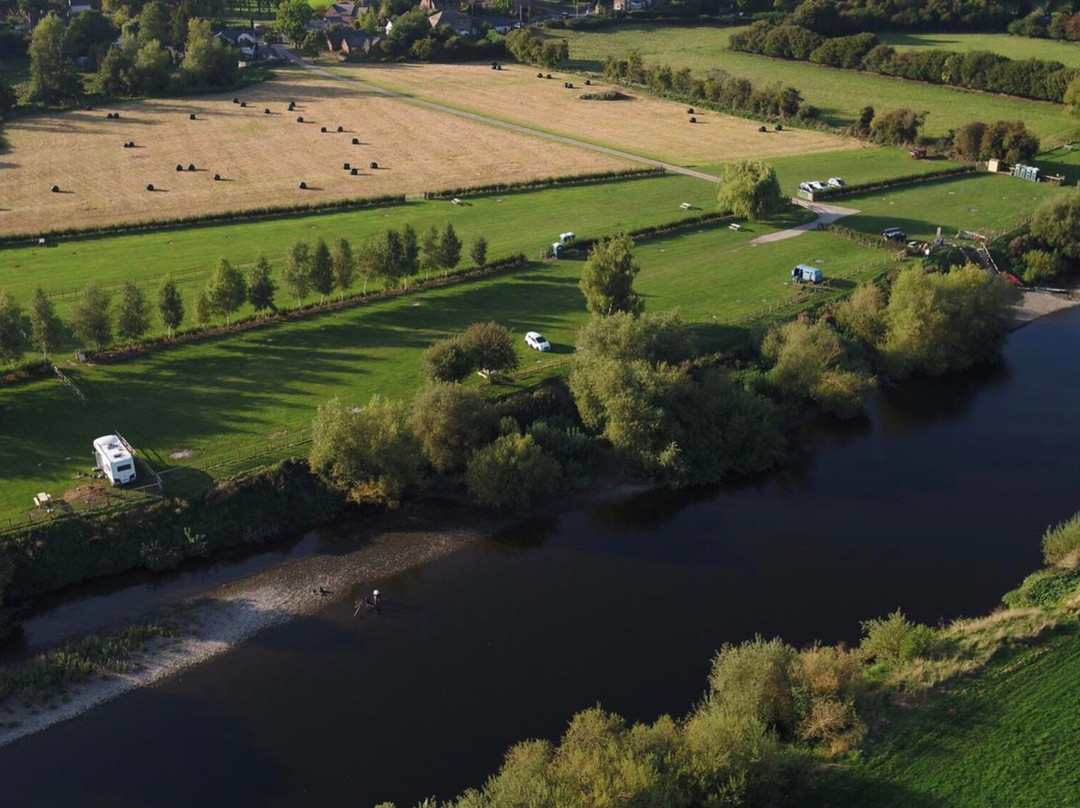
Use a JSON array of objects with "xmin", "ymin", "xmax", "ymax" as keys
[
  {"xmin": 343, "ymin": 162, "xmax": 351, "ymax": 170},
  {"xmin": 299, "ymin": 181, "xmax": 307, "ymax": 189},
  {"xmin": 297, "ymin": 116, "xmax": 304, "ymax": 123},
  {"xmin": 188, "ymin": 163, "xmax": 196, "ymax": 171},
  {"xmin": 336, "ymin": 125, "xmax": 343, "ymax": 132},
  {"xmin": 264, "ymin": 108, "xmax": 271, "ymax": 114},
  {"xmin": 689, "ymin": 116, "xmax": 696, "ymax": 123},
  {"xmin": 687, "ymin": 107, "xmax": 695, "ymax": 114},
  {"xmin": 351, "ymin": 168, "xmax": 359, "ymax": 175},
  {"xmin": 546, "ymin": 74, "xmax": 552, "ymax": 79},
  {"xmin": 320, "ymin": 126, "xmax": 327, "ymax": 133},
  {"xmin": 106, "ymin": 112, "xmax": 113, "ymax": 119},
  {"xmin": 352, "ymin": 137, "xmax": 359, "ymax": 145},
  {"xmin": 146, "ymin": 183, "xmax": 154, "ymax": 191},
  {"xmin": 51, "ymin": 185, "xmax": 60, "ymax": 193},
  {"xmin": 213, "ymin": 173, "xmax": 221, "ymax": 181},
  {"xmin": 497, "ymin": 64, "xmax": 502, "ymax": 70},
  {"xmin": 584, "ymin": 79, "xmax": 591, "ymax": 85},
  {"xmin": 775, "ymin": 123, "xmax": 783, "ymax": 131},
  {"xmin": 369, "ymin": 161, "xmax": 378, "ymax": 169},
  {"xmin": 189, "ymin": 113, "xmax": 196, "ymax": 120},
  {"xmin": 232, "ymin": 97, "xmax": 239, "ymax": 104},
  {"xmin": 536, "ymin": 72, "xmax": 543, "ymax": 78},
  {"xmin": 240, "ymin": 101, "xmax": 247, "ymax": 108},
  {"xmin": 757, "ymin": 125, "xmax": 767, "ymax": 132},
  {"xmin": 288, "ymin": 101, "xmax": 295, "ymax": 110},
  {"xmin": 86, "ymin": 105, "xmax": 93, "ymax": 111},
  {"xmin": 567, "ymin": 82, "xmax": 573, "ymax": 88},
  {"xmin": 114, "ymin": 112, "xmax": 120, "ymax": 119},
  {"xmin": 176, "ymin": 164, "xmax": 184, "ymax": 171}
]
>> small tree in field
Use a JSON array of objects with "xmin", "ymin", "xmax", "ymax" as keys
[
  {"xmin": 0, "ymin": 291, "xmax": 25, "ymax": 366},
  {"xmin": 420, "ymin": 225, "xmax": 440, "ymax": 279},
  {"xmin": 206, "ymin": 258, "xmax": 247, "ymax": 326},
  {"xmin": 30, "ymin": 288, "xmax": 63, "ymax": 361},
  {"xmin": 411, "ymin": 384, "xmax": 499, "ymax": 473},
  {"xmin": 331, "ymin": 238, "xmax": 355, "ymax": 300},
  {"xmin": 193, "ymin": 288, "xmax": 212, "ymax": 325},
  {"xmin": 401, "ymin": 224, "xmax": 420, "ymax": 278},
  {"xmin": 717, "ymin": 159, "xmax": 783, "ymax": 221},
  {"xmin": 71, "ymin": 283, "xmax": 112, "ymax": 350},
  {"xmin": 422, "ymin": 336, "xmax": 472, "ymax": 383},
  {"xmin": 580, "ymin": 233, "xmax": 643, "ymax": 317},
  {"xmin": 470, "ymin": 236, "xmax": 488, "ymax": 267},
  {"xmin": 157, "ymin": 276, "xmax": 184, "ymax": 338},
  {"xmin": 310, "ymin": 238, "xmax": 334, "ymax": 303},
  {"xmin": 464, "ymin": 320, "xmax": 518, "ymax": 381},
  {"xmin": 282, "ymin": 241, "xmax": 312, "ymax": 305},
  {"xmin": 116, "ymin": 281, "xmax": 150, "ymax": 344},
  {"xmin": 248, "ymin": 257, "xmax": 277, "ymax": 314},
  {"xmin": 438, "ymin": 223, "xmax": 462, "ymax": 277}
]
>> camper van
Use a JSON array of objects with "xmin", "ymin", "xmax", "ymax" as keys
[
  {"xmin": 92, "ymin": 435, "xmax": 137, "ymax": 486},
  {"xmin": 791, "ymin": 264, "xmax": 824, "ymax": 284}
]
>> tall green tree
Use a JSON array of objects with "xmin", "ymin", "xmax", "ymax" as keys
[
  {"xmin": 1066, "ymin": 74, "xmax": 1080, "ymax": 119},
  {"xmin": 1030, "ymin": 193, "xmax": 1080, "ymax": 260},
  {"xmin": 0, "ymin": 74, "xmax": 16, "ymax": 118},
  {"xmin": 132, "ymin": 39, "xmax": 172, "ymax": 94},
  {"xmin": 438, "ymin": 223, "xmax": 462, "ymax": 277},
  {"xmin": 276, "ymin": 0, "xmax": 314, "ymax": 45},
  {"xmin": 71, "ymin": 283, "xmax": 112, "ymax": 350},
  {"xmin": 331, "ymin": 238, "xmax": 355, "ymax": 300},
  {"xmin": 717, "ymin": 159, "xmax": 783, "ymax": 221},
  {"xmin": 309, "ymin": 238, "xmax": 334, "ymax": 302},
  {"xmin": 180, "ymin": 17, "xmax": 236, "ymax": 87},
  {"xmin": 282, "ymin": 241, "xmax": 312, "ymax": 304},
  {"xmin": 0, "ymin": 290, "xmax": 25, "ymax": 366},
  {"xmin": 420, "ymin": 224, "xmax": 441, "ymax": 279},
  {"xmin": 411, "ymin": 384, "xmax": 498, "ymax": 473},
  {"xmin": 157, "ymin": 276, "xmax": 184, "ymax": 338},
  {"xmin": 116, "ymin": 280, "xmax": 150, "ymax": 344},
  {"xmin": 28, "ymin": 13, "xmax": 83, "ymax": 105},
  {"xmin": 248, "ymin": 257, "xmax": 277, "ymax": 314},
  {"xmin": 401, "ymin": 224, "xmax": 420, "ymax": 278},
  {"xmin": 29, "ymin": 288, "xmax": 63, "ymax": 361},
  {"xmin": 463, "ymin": 320, "xmax": 518, "ymax": 380},
  {"xmin": 136, "ymin": 0, "xmax": 171, "ymax": 48},
  {"xmin": 470, "ymin": 236, "xmax": 488, "ymax": 267},
  {"xmin": 465, "ymin": 432, "xmax": 560, "ymax": 508},
  {"xmin": 206, "ymin": 258, "xmax": 247, "ymax": 326},
  {"xmin": 579, "ymin": 233, "xmax": 643, "ymax": 317}
]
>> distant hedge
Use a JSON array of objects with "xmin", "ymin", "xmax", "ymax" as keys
[
  {"xmin": 423, "ymin": 167, "xmax": 664, "ymax": 200},
  {"xmin": 809, "ymin": 165, "xmax": 976, "ymax": 200}
]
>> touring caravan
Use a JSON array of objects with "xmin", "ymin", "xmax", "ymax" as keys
[{"xmin": 93, "ymin": 435, "xmax": 137, "ymax": 486}]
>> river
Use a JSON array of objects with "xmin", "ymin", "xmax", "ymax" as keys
[{"xmin": 1, "ymin": 307, "xmax": 1079, "ymax": 807}]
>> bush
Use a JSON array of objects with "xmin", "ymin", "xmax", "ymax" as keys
[
  {"xmin": 422, "ymin": 335, "xmax": 473, "ymax": 383},
  {"xmin": 411, "ymin": 384, "xmax": 498, "ymax": 474},
  {"xmin": 1003, "ymin": 567, "xmax": 1080, "ymax": 609},
  {"xmin": 1022, "ymin": 249, "xmax": 1061, "ymax": 285},
  {"xmin": 707, "ymin": 635, "xmax": 797, "ymax": 734},
  {"xmin": 578, "ymin": 89, "xmax": 631, "ymax": 100},
  {"xmin": 859, "ymin": 609, "xmax": 934, "ymax": 663},
  {"xmin": 465, "ymin": 433, "xmax": 560, "ymax": 508},
  {"xmin": 1042, "ymin": 511, "xmax": 1080, "ymax": 567}
]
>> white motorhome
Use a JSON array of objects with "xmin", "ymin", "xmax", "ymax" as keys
[{"xmin": 92, "ymin": 435, "xmax": 137, "ymax": 486}]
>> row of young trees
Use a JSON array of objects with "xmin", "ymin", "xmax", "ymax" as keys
[
  {"xmin": 730, "ymin": 22, "xmax": 1080, "ymax": 104},
  {"xmin": 603, "ymin": 49, "xmax": 818, "ymax": 121}
]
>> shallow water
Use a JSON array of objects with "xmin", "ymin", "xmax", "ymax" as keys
[{"xmin": 2, "ymin": 308, "xmax": 1079, "ymax": 807}]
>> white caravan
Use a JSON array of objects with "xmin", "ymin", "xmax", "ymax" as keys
[{"xmin": 92, "ymin": 435, "xmax": 137, "ymax": 486}]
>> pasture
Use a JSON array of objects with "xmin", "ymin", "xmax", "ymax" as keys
[
  {"xmin": 878, "ymin": 31, "xmax": 1080, "ymax": 68},
  {"xmin": 0, "ymin": 71, "xmax": 628, "ymax": 235},
  {"xmin": 0, "ymin": 173, "xmax": 714, "ymax": 343},
  {"xmin": 328, "ymin": 60, "xmax": 860, "ymax": 166},
  {"xmin": 556, "ymin": 24, "xmax": 1079, "ymax": 143},
  {"xmin": 0, "ymin": 220, "xmax": 886, "ymax": 522}
]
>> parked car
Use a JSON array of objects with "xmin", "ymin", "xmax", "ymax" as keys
[
  {"xmin": 798, "ymin": 180, "xmax": 826, "ymax": 192},
  {"xmin": 827, "ymin": 177, "xmax": 845, "ymax": 187},
  {"xmin": 525, "ymin": 331, "xmax": 551, "ymax": 351},
  {"xmin": 881, "ymin": 227, "xmax": 907, "ymax": 241}
]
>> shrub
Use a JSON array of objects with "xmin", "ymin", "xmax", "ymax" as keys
[
  {"xmin": 859, "ymin": 609, "xmax": 934, "ymax": 663},
  {"xmin": 465, "ymin": 432, "xmax": 560, "ymax": 508},
  {"xmin": 422, "ymin": 335, "xmax": 472, "ymax": 383},
  {"xmin": 707, "ymin": 635, "xmax": 797, "ymax": 734},
  {"xmin": 1003, "ymin": 567, "xmax": 1080, "ymax": 609},
  {"xmin": 578, "ymin": 89, "xmax": 630, "ymax": 100},
  {"xmin": 1022, "ymin": 249, "xmax": 1061, "ymax": 285},
  {"xmin": 1042, "ymin": 511, "xmax": 1080, "ymax": 567},
  {"xmin": 411, "ymin": 384, "xmax": 498, "ymax": 473}
]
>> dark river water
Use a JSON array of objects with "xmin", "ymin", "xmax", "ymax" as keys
[{"xmin": 2, "ymin": 308, "xmax": 1080, "ymax": 807}]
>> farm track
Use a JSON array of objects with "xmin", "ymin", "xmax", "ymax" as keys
[{"xmin": 275, "ymin": 47, "xmax": 720, "ymax": 183}]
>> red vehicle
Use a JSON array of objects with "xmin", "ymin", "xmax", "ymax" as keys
[{"xmin": 909, "ymin": 147, "xmax": 928, "ymax": 159}]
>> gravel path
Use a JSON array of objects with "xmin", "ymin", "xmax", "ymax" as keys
[{"xmin": 749, "ymin": 198, "xmax": 861, "ymax": 244}]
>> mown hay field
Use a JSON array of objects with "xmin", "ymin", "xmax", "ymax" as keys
[
  {"xmin": 0, "ymin": 71, "xmax": 630, "ymax": 236},
  {"xmin": 328, "ymin": 60, "xmax": 861, "ymax": 165}
]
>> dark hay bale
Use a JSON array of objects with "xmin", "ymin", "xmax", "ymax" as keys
[
  {"xmin": 189, "ymin": 113, "xmax": 196, "ymax": 120},
  {"xmin": 584, "ymin": 79, "xmax": 591, "ymax": 85},
  {"xmin": 351, "ymin": 168, "xmax": 359, "ymax": 175},
  {"xmin": 536, "ymin": 72, "xmax": 543, "ymax": 78},
  {"xmin": 106, "ymin": 112, "xmax": 113, "ymax": 119},
  {"xmin": 176, "ymin": 164, "xmax": 184, "ymax": 171},
  {"xmin": 343, "ymin": 162, "xmax": 351, "ymax": 170},
  {"xmin": 687, "ymin": 107, "xmax": 694, "ymax": 114},
  {"xmin": 288, "ymin": 101, "xmax": 295, "ymax": 110},
  {"xmin": 689, "ymin": 116, "xmax": 696, "ymax": 123},
  {"xmin": 232, "ymin": 97, "xmax": 239, "ymax": 103},
  {"xmin": 51, "ymin": 185, "xmax": 60, "ymax": 193},
  {"xmin": 86, "ymin": 105, "xmax": 93, "ymax": 111},
  {"xmin": 320, "ymin": 126, "xmax": 327, "ymax": 132},
  {"xmin": 369, "ymin": 161, "xmax": 378, "ymax": 169},
  {"xmin": 297, "ymin": 116, "xmax": 304, "ymax": 123},
  {"xmin": 213, "ymin": 173, "xmax": 221, "ymax": 181},
  {"xmin": 264, "ymin": 108, "xmax": 271, "ymax": 114},
  {"xmin": 546, "ymin": 74, "xmax": 552, "ymax": 79},
  {"xmin": 775, "ymin": 123, "xmax": 783, "ymax": 131},
  {"xmin": 336, "ymin": 125, "xmax": 343, "ymax": 132},
  {"xmin": 758, "ymin": 125, "xmax": 767, "ymax": 132},
  {"xmin": 240, "ymin": 101, "xmax": 247, "ymax": 107},
  {"xmin": 497, "ymin": 64, "xmax": 502, "ymax": 70},
  {"xmin": 299, "ymin": 181, "xmax": 307, "ymax": 189},
  {"xmin": 352, "ymin": 137, "xmax": 359, "ymax": 145},
  {"xmin": 146, "ymin": 183, "xmax": 154, "ymax": 191},
  {"xmin": 187, "ymin": 163, "xmax": 196, "ymax": 171}
]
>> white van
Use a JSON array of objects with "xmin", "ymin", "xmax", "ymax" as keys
[{"xmin": 92, "ymin": 435, "xmax": 137, "ymax": 486}]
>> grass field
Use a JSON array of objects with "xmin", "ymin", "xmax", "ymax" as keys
[
  {"xmin": 842, "ymin": 627, "xmax": 1080, "ymax": 806},
  {"xmin": 0, "ymin": 173, "xmax": 715, "ymax": 343},
  {"xmin": 327, "ymin": 60, "xmax": 860, "ymax": 166},
  {"xmin": 555, "ymin": 24, "xmax": 1080, "ymax": 143},
  {"xmin": 878, "ymin": 31, "xmax": 1080, "ymax": 68},
  {"xmin": 0, "ymin": 70, "xmax": 629, "ymax": 235},
  {"xmin": 0, "ymin": 221, "xmax": 886, "ymax": 522}
]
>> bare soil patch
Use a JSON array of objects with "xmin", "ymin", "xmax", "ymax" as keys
[
  {"xmin": 0, "ymin": 72, "xmax": 628, "ymax": 235},
  {"xmin": 335, "ymin": 61, "xmax": 861, "ymax": 166}
]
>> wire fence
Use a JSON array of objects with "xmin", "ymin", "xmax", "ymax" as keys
[{"xmin": 45, "ymin": 263, "xmax": 223, "ymax": 301}]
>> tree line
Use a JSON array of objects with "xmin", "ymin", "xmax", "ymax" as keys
[
  {"xmin": 0, "ymin": 223, "xmax": 488, "ymax": 361},
  {"xmin": 736, "ymin": 0, "xmax": 1046, "ymax": 34},
  {"xmin": 730, "ymin": 21, "xmax": 1080, "ymax": 104}
]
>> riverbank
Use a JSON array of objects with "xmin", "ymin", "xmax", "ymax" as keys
[
  {"xmin": 0, "ymin": 503, "xmax": 507, "ymax": 749},
  {"xmin": 1009, "ymin": 289, "xmax": 1078, "ymax": 329}
]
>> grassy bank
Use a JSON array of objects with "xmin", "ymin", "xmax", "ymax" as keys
[{"xmin": 557, "ymin": 24, "xmax": 1079, "ymax": 142}]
